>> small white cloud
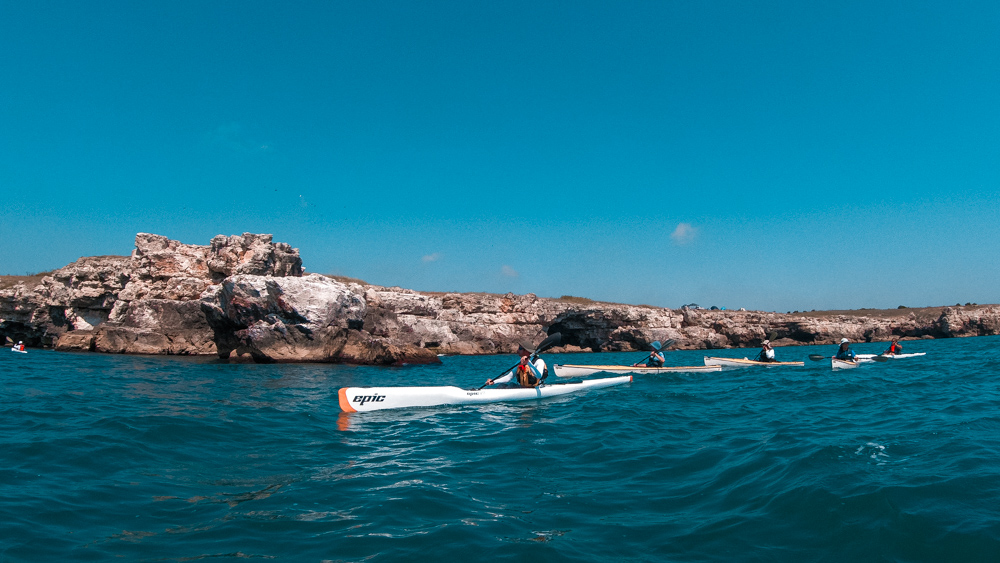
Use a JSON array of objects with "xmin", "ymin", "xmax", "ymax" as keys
[
  {"xmin": 501, "ymin": 265, "xmax": 519, "ymax": 278},
  {"xmin": 671, "ymin": 223, "xmax": 697, "ymax": 245},
  {"xmin": 422, "ymin": 253, "xmax": 442, "ymax": 262}
]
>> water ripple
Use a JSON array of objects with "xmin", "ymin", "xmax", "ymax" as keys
[{"xmin": 1, "ymin": 340, "xmax": 999, "ymax": 561}]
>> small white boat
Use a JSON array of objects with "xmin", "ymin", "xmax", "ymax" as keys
[
  {"xmin": 10, "ymin": 347, "xmax": 27, "ymax": 354},
  {"xmin": 338, "ymin": 375, "xmax": 632, "ymax": 412},
  {"xmin": 704, "ymin": 357, "xmax": 804, "ymax": 368},
  {"xmin": 856, "ymin": 353, "xmax": 926, "ymax": 360},
  {"xmin": 831, "ymin": 358, "xmax": 858, "ymax": 369},
  {"xmin": 553, "ymin": 364, "xmax": 721, "ymax": 377}
]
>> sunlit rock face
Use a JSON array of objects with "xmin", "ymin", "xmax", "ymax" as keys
[{"xmin": 3, "ymin": 232, "xmax": 999, "ymax": 362}]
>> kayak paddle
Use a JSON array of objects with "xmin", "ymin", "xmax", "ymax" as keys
[
  {"xmin": 807, "ymin": 354, "xmax": 827, "ymax": 361},
  {"xmin": 480, "ymin": 332, "xmax": 562, "ymax": 389},
  {"xmin": 633, "ymin": 339, "xmax": 675, "ymax": 366},
  {"xmin": 870, "ymin": 355, "xmax": 891, "ymax": 362}
]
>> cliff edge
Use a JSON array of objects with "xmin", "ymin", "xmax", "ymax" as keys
[{"xmin": 2, "ymin": 233, "xmax": 998, "ymax": 363}]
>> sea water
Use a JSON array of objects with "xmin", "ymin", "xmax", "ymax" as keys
[{"xmin": 1, "ymin": 336, "xmax": 999, "ymax": 562}]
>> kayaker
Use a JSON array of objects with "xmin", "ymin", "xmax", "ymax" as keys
[
  {"xmin": 16, "ymin": 341, "xmax": 24, "ymax": 352},
  {"xmin": 835, "ymin": 338, "xmax": 856, "ymax": 361},
  {"xmin": 633, "ymin": 349, "xmax": 665, "ymax": 368},
  {"xmin": 759, "ymin": 340, "xmax": 776, "ymax": 362},
  {"xmin": 884, "ymin": 337, "xmax": 903, "ymax": 355},
  {"xmin": 486, "ymin": 343, "xmax": 546, "ymax": 388}
]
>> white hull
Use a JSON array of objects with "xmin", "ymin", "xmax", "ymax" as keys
[
  {"xmin": 338, "ymin": 375, "xmax": 632, "ymax": 412},
  {"xmin": 856, "ymin": 353, "xmax": 926, "ymax": 360},
  {"xmin": 10, "ymin": 347, "xmax": 27, "ymax": 354},
  {"xmin": 832, "ymin": 358, "xmax": 858, "ymax": 369},
  {"xmin": 553, "ymin": 364, "xmax": 720, "ymax": 377},
  {"xmin": 703, "ymin": 356, "xmax": 804, "ymax": 368}
]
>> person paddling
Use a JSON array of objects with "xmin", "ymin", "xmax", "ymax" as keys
[
  {"xmin": 486, "ymin": 342, "xmax": 546, "ymax": 388},
  {"xmin": 884, "ymin": 337, "xmax": 903, "ymax": 355},
  {"xmin": 759, "ymin": 339, "xmax": 776, "ymax": 363},
  {"xmin": 633, "ymin": 349, "xmax": 665, "ymax": 368},
  {"xmin": 835, "ymin": 338, "xmax": 856, "ymax": 361},
  {"xmin": 15, "ymin": 341, "xmax": 24, "ymax": 352}
]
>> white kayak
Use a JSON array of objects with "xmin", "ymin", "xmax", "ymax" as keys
[
  {"xmin": 338, "ymin": 375, "xmax": 632, "ymax": 412},
  {"xmin": 704, "ymin": 356, "xmax": 804, "ymax": 368},
  {"xmin": 856, "ymin": 353, "xmax": 926, "ymax": 360},
  {"xmin": 831, "ymin": 358, "xmax": 859, "ymax": 369},
  {"xmin": 10, "ymin": 347, "xmax": 27, "ymax": 354},
  {"xmin": 553, "ymin": 364, "xmax": 721, "ymax": 377}
]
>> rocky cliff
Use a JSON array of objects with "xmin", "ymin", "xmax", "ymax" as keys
[{"xmin": 2, "ymin": 232, "xmax": 998, "ymax": 363}]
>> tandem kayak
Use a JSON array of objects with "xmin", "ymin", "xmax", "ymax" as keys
[
  {"xmin": 704, "ymin": 357, "xmax": 804, "ymax": 368},
  {"xmin": 553, "ymin": 364, "xmax": 721, "ymax": 377},
  {"xmin": 831, "ymin": 358, "xmax": 859, "ymax": 369},
  {"xmin": 338, "ymin": 375, "xmax": 632, "ymax": 412}
]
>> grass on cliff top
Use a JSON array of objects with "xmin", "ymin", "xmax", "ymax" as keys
[
  {"xmin": 324, "ymin": 274, "xmax": 370, "ymax": 286},
  {"xmin": 0, "ymin": 272, "xmax": 54, "ymax": 289},
  {"xmin": 792, "ymin": 305, "xmax": 994, "ymax": 321},
  {"xmin": 558, "ymin": 295, "xmax": 594, "ymax": 304}
]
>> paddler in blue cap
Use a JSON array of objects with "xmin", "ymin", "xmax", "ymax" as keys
[
  {"xmin": 486, "ymin": 342, "xmax": 546, "ymax": 388},
  {"xmin": 632, "ymin": 348, "xmax": 665, "ymax": 368}
]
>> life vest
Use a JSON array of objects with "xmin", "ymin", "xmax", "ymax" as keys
[{"xmin": 516, "ymin": 363, "xmax": 538, "ymax": 387}]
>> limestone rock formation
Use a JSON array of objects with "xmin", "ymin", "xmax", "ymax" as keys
[
  {"xmin": 3, "ymin": 231, "xmax": 999, "ymax": 364},
  {"xmin": 0, "ymin": 233, "xmax": 305, "ymax": 356},
  {"xmin": 207, "ymin": 233, "xmax": 303, "ymax": 278},
  {"xmin": 200, "ymin": 274, "xmax": 438, "ymax": 365}
]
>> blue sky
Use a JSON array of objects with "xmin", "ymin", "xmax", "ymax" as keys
[{"xmin": 2, "ymin": 1, "xmax": 998, "ymax": 311}]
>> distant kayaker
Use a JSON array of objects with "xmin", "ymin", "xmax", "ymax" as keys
[
  {"xmin": 759, "ymin": 340, "xmax": 776, "ymax": 362},
  {"xmin": 486, "ymin": 343, "xmax": 546, "ymax": 388},
  {"xmin": 885, "ymin": 337, "xmax": 903, "ymax": 355},
  {"xmin": 633, "ymin": 349, "xmax": 665, "ymax": 368},
  {"xmin": 16, "ymin": 341, "xmax": 24, "ymax": 352},
  {"xmin": 835, "ymin": 338, "xmax": 856, "ymax": 361}
]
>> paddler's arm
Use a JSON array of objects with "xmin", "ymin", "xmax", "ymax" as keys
[
  {"xmin": 487, "ymin": 372, "xmax": 514, "ymax": 386},
  {"xmin": 527, "ymin": 359, "xmax": 544, "ymax": 386}
]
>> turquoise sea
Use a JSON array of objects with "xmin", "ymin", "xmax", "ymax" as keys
[{"xmin": 2, "ymin": 336, "xmax": 999, "ymax": 562}]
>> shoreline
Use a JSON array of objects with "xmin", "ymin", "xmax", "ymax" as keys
[{"xmin": 2, "ymin": 232, "xmax": 998, "ymax": 363}]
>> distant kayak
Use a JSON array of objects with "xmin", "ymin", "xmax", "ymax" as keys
[
  {"xmin": 338, "ymin": 375, "xmax": 632, "ymax": 412},
  {"xmin": 831, "ymin": 358, "xmax": 858, "ymax": 369},
  {"xmin": 704, "ymin": 357, "xmax": 804, "ymax": 368},
  {"xmin": 856, "ymin": 353, "xmax": 926, "ymax": 360},
  {"xmin": 553, "ymin": 364, "xmax": 720, "ymax": 377},
  {"xmin": 10, "ymin": 347, "xmax": 27, "ymax": 354}
]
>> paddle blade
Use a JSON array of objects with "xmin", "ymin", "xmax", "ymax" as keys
[
  {"xmin": 536, "ymin": 332, "xmax": 562, "ymax": 353},
  {"xmin": 808, "ymin": 354, "xmax": 827, "ymax": 361},
  {"xmin": 661, "ymin": 339, "xmax": 676, "ymax": 350},
  {"xmin": 870, "ymin": 355, "xmax": 891, "ymax": 362}
]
